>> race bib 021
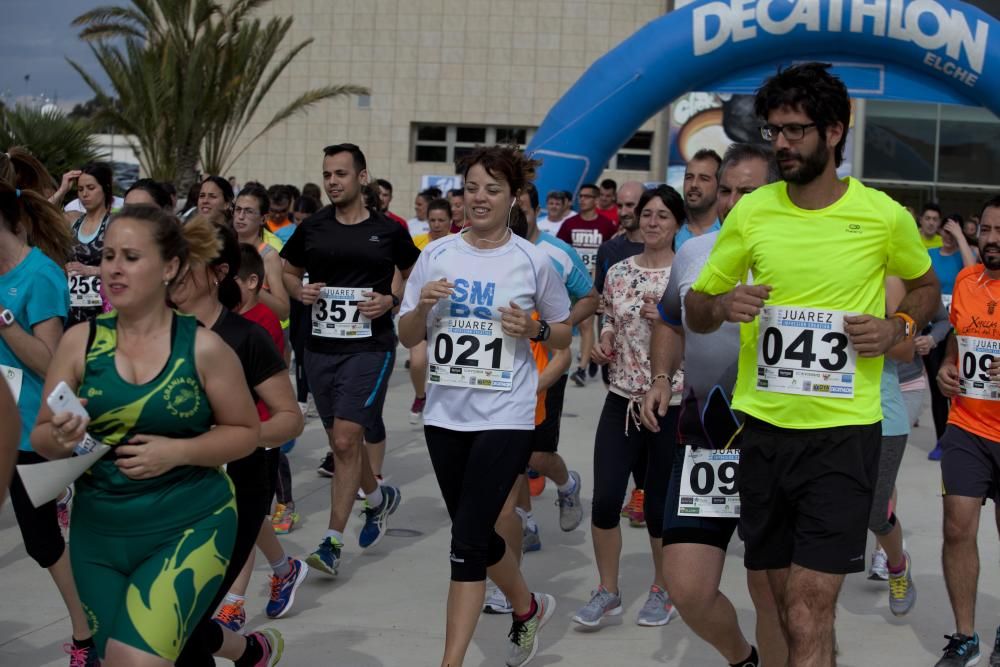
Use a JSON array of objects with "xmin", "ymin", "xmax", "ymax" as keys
[
  {"xmin": 311, "ymin": 287, "xmax": 372, "ymax": 339},
  {"xmin": 958, "ymin": 335, "xmax": 1000, "ymax": 401},
  {"xmin": 427, "ymin": 316, "xmax": 515, "ymax": 391},
  {"xmin": 1, "ymin": 364, "xmax": 23, "ymax": 404},
  {"xmin": 677, "ymin": 446, "xmax": 740, "ymax": 519},
  {"xmin": 69, "ymin": 274, "xmax": 103, "ymax": 308},
  {"xmin": 756, "ymin": 306, "xmax": 858, "ymax": 399}
]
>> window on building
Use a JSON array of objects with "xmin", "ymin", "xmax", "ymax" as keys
[
  {"xmin": 411, "ymin": 124, "xmax": 535, "ymax": 164},
  {"xmin": 864, "ymin": 100, "xmax": 1000, "ymax": 188},
  {"xmin": 607, "ymin": 131, "xmax": 653, "ymax": 171},
  {"xmin": 863, "ymin": 101, "xmax": 936, "ymax": 183}
]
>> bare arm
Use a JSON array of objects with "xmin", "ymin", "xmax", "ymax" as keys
[
  {"xmin": 254, "ymin": 372, "xmax": 304, "ymax": 447},
  {"xmin": 31, "ymin": 324, "xmax": 89, "ymax": 459},
  {"xmin": 886, "ymin": 277, "xmax": 916, "ymax": 362},
  {"xmin": 281, "ymin": 262, "xmax": 306, "ymax": 302},
  {"xmin": 537, "ymin": 347, "xmax": 571, "ymax": 393},
  {"xmin": 897, "ymin": 269, "xmax": 941, "ymax": 332},
  {"xmin": 650, "ymin": 319, "xmax": 684, "ymax": 378},
  {"xmin": 258, "ymin": 252, "xmax": 290, "ymax": 320},
  {"xmin": 542, "ymin": 320, "xmax": 572, "ymax": 350},
  {"xmin": 0, "ymin": 317, "xmax": 63, "ymax": 378},
  {"xmin": 569, "ymin": 288, "xmax": 599, "ymax": 327}
]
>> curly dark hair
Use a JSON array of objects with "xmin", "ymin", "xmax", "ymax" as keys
[{"xmin": 754, "ymin": 62, "xmax": 851, "ymax": 167}]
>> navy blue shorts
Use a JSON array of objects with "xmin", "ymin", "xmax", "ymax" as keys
[
  {"xmin": 662, "ymin": 443, "xmax": 739, "ymax": 551},
  {"xmin": 305, "ymin": 348, "xmax": 395, "ymax": 442}
]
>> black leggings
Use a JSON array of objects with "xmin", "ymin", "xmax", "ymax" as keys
[
  {"xmin": 425, "ymin": 426, "xmax": 533, "ymax": 582},
  {"xmin": 290, "ymin": 299, "xmax": 310, "ymax": 402},
  {"xmin": 175, "ymin": 451, "xmax": 269, "ymax": 666},
  {"xmin": 591, "ymin": 393, "xmax": 679, "ymax": 539},
  {"xmin": 9, "ymin": 450, "xmax": 65, "ymax": 568},
  {"xmin": 923, "ymin": 332, "xmax": 952, "ymax": 441}
]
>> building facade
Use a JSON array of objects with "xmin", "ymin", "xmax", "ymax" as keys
[{"xmin": 230, "ymin": 0, "xmax": 999, "ymax": 220}]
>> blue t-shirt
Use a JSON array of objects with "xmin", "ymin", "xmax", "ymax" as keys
[
  {"xmin": 272, "ymin": 223, "xmax": 297, "ymax": 244},
  {"xmin": 880, "ymin": 359, "xmax": 909, "ymax": 438},
  {"xmin": 674, "ymin": 219, "xmax": 721, "ymax": 251},
  {"xmin": 0, "ymin": 248, "xmax": 70, "ymax": 450},
  {"xmin": 534, "ymin": 231, "xmax": 593, "ymax": 301},
  {"xmin": 928, "ymin": 248, "xmax": 965, "ymax": 294}
]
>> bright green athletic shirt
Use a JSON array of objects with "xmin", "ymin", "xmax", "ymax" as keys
[
  {"xmin": 74, "ymin": 311, "xmax": 234, "ymax": 534},
  {"xmin": 691, "ymin": 178, "xmax": 931, "ymax": 430}
]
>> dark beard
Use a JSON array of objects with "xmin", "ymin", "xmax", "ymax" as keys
[
  {"xmin": 778, "ymin": 142, "xmax": 830, "ymax": 185},
  {"xmin": 983, "ymin": 244, "xmax": 1000, "ymax": 270}
]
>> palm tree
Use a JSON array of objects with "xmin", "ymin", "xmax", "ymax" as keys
[
  {"xmin": 0, "ymin": 105, "xmax": 106, "ymax": 182},
  {"xmin": 69, "ymin": 0, "xmax": 367, "ymax": 188}
]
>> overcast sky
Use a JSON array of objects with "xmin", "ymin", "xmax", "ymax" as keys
[
  {"xmin": 0, "ymin": 0, "xmax": 110, "ymax": 109},
  {"xmin": 1, "ymin": 0, "xmax": 996, "ymax": 110}
]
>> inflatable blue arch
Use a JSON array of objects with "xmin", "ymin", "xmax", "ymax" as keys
[{"xmin": 527, "ymin": 0, "xmax": 1000, "ymax": 198}]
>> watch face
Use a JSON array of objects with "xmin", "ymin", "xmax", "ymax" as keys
[{"xmin": 1, "ymin": 311, "xmax": 13, "ymax": 325}]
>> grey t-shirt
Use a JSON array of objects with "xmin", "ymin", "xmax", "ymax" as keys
[{"xmin": 658, "ymin": 231, "xmax": 741, "ymax": 410}]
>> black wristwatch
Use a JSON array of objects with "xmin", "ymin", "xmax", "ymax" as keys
[
  {"xmin": 530, "ymin": 319, "xmax": 550, "ymax": 342},
  {"xmin": 391, "ymin": 294, "xmax": 401, "ymax": 308}
]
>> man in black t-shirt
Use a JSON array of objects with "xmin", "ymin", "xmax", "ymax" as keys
[{"xmin": 281, "ymin": 143, "xmax": 420, "ymax": 576}]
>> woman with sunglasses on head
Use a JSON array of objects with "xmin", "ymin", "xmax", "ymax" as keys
[
  {"xmin": 32, "ymin": 205, "xmax": 259, "ymax": 666},
  {"xmin": 197, "ymin": 176, "xmax": 235, "ymax": 224},
  {"xmin": 66, "ymin": 162, "xmax": 115, "ymax": 326},
  {"xmin": 399, "ymin": 145, "xmax": 572, "ymax": 667}
]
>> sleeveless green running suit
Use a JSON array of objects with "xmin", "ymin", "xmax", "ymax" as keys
[{"xmin": 71, "ymin": 312, "xmax": 237, "ymax": 660}]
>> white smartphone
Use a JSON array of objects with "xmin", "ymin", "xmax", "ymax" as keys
[
  {"xmin": 46, "ymin": 381, "xmax": 89, "ymax": 420},
  {"xmin": 46, "ymin": 382, "xmax": 101, "ymax": 455}
]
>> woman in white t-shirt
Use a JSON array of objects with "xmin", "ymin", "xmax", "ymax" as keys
[
  {"xmin": 399, "ymin": 146, "xmax": 572, "ymax": 667},
  {"xmin": 574, "ymin": 185, "xmax": 684, "ymax": 630}
]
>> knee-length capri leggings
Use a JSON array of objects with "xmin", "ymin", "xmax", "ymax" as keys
[
  {"xmin": 591, "ymin": 393, "xmax": 680, "ymax": 538},
  {"xmin": 425, "ymin": 426, "xmax": 533, "ymax": 582}
]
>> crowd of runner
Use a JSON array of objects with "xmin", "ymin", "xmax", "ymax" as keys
[{"xmin": 0, "ymin": 62, "xmax": 998, "ymax": 667}]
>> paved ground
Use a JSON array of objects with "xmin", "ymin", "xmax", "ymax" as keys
[{"xmin": 2, "ymin": 350, "xmax": 1000, "ymax": 666}]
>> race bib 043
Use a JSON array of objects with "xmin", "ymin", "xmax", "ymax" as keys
[
  {"xmin": 428, "ymin": 316, "xmax": 515, "ymax": 391},
  {"xmin": 756, "ymin": 306, "xmax": 858, "ymax": 399},
  {"xmin": 677, "ymin": 446, "xmax": 740, "ymax": 519},
  {"xmin": 1, "ymin": 364, "xmax": 23, "ymax": 404},
  {"xmin": 958, "ymin": 335, "xmax": 1000, "ymax": 401},
  {"xmin": 69, "ymin": 274, "xmax": 103, "ymax": 308},
  {"xmin": 312, "ymin": 287, "xmax": 372, "ymax": 339}
]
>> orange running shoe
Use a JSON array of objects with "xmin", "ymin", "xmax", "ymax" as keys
[{"xmin": 625, "ymin": 488, "xmax": 645, "ymax": 527}]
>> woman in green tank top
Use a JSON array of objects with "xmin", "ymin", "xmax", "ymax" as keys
[{"xmin": 32, "ymin": 205, "xmax": 260, "ymax": 666}]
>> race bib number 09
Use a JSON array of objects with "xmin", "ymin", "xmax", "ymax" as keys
[
  {"xmin": 1, "ymin": 364, "xmax": 23, "ymax": 404},
  {"xmin": 756, "ymin": 306, "xmax": 857, "ymax": 399},
  {"xmin": 428, "ymin": 317, "xmax": 515, "ymax": 391},
  {"xmin": 69, "ymin": 275, "xmax": 102, "ymax": 308},
  {"xmin": 958, "ymin": 336, "xmax": 1000, "ymax": 401},
  {"xmin": 677, "ymin": 446, "xmax": 740, "ymax": 518},
  {"xmin": 312, "ymin": 287, "xmax": 372, "ymax": 339}
]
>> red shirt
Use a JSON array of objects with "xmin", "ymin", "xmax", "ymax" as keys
[
  {"xmin": 241, "ymin": 301, "xmax": 284, "ymax": 421},
  {"xmin": 598, "ymin": 206, "xmax": 619, "ymax": 225},
  {"xmin": 386, "ymin": 211, "xmax": 408, "ymax": 229},
  {"xmin": 450, "ymin": 221, "xmax": 465, "ymax": 234},
  {"xmin": 556, "ymin": 212, "xmax": 617, "ymax": 273}
]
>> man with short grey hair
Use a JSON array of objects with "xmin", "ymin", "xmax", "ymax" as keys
[{"xmin": 641, "ymin": 143, "xmax": 784, "ymax": 667}]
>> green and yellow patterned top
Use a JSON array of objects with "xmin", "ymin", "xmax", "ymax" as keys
[{"xmin": 74, "ymin": 311, "xmax": 235, "ymax": 535}]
